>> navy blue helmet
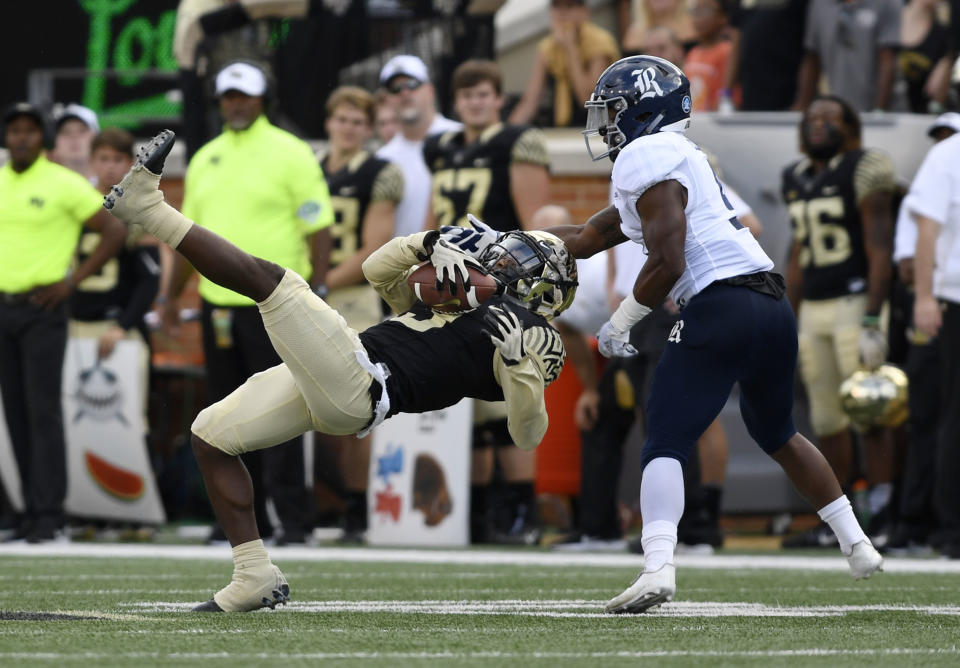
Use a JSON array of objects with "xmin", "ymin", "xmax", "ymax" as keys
[{"xmin": 583, "ymin": 55, "xmax": 692, "ymax": 162}]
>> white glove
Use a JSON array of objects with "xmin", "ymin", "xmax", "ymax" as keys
[
  {"xmin": 438, "ymin": 213, "xmax": 499, "ymax": 259},
  {"xmin": 858, "ymin": 323, "xmax": 887, "ymax": 369},
  {"xmin": 597, "ymin": 320, "xmax": 638, "ymax": 358},
  {"xmin": 483, "ymin": 304, "xmax": 524, "ymax": 365},
  {"xmin": 430, "ymin": 238, "xmax": 474, "ymax": 292}
]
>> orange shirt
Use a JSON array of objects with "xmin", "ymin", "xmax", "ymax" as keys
[{"xmin": 684, "ymin": 40, "xmax": 740, "ymax": 111}]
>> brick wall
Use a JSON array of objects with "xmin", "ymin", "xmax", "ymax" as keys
[{"xmin": 548, "ymin": 175, "xmax": 610, "ymax": 223}]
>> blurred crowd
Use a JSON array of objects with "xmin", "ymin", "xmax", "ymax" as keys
[{"xmin": 1, "ymin": 0, "xmax": 959, "ymax": 559}]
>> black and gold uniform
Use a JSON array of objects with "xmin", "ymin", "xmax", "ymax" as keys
[
  {"xmin": 782, "ymin": 149, "xmax": 895, "ymax": 301},
  {"xmin": 781, "ymin": 148, "xmax": 895, "ymax": 437},
  {"xmin": 193, "ymin": 232, "xmax": 567, "ymax": 455},
  {"xmin": 70, "ymin": 227, "xmax": 160, "ymax": 342},
  {"xmin": 320, "ymin": 151, "xmax": 403, "ymax": 269},
  {"xmin": 424, "ymin": 123, "xmax": 549, "ymax": 231},
  {"xmin": 359, "ymin": 299, "xmax": 564, "ymax": 417}
]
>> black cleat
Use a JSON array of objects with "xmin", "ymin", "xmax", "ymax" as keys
[
  {"xmin": 192, "ymin": 599, "xmax": 225, "ymax": 612},
  {"xmin": 139, "ymin": 129, "xmax": 176, "ymax": 176}
]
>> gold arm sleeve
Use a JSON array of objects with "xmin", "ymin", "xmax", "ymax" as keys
[
  {"xmin": 494, "ymin": 324, "xmax": 566, "ymax": 451},
  {"xmin": 495, "ymin": 356, "xmax": 549, "ymax": 451},
  {"xmin": 510, "ymin": 128, "xmax": 551, "ymax": 167},
  {"xmin": 371, "ymin": 162, "xmax": 405, "ymax": 203},
  {"xmin": 361, "ymin": 232, "xmax": 433, "ymax": 314},
  {"xmin": 854, "ymin": 149, "xmax": 895, "ymax": 205}
]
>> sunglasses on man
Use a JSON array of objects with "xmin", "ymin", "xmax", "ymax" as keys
[{"xmin": 387, "ymin": 79, "xmax": 424, "ymax": 94}]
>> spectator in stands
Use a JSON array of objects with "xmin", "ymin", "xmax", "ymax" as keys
[
  {"xmin": 373, "ymin": 88, "xmax": 399, "ymax": 147},
  {"xmin": 723, "ymin": 0, "xmax": 808, "ymax": 111},
  {"xmin": 899, "ymin": 0, "xmax": 953, "ymax": 113},
  {"xmin": 0, "ymin": 103, "xmax": 125, "ymax": 543},
  {"xmin": 162, "ymin": 61, "xmax": 333, "ymax": 546},
  {"xmin": 50, "ymin": 103, "xmax": 99, "ymax": 184},
  {"xmin": 508, "ymin": 0, "xmax": 620, "ymax": 128},
  {"xmin": 424, "ymin": 60, "xmax": 551, "ymax": 544},
  {"xmin": 376, "ymin": 55, "xmax": 461, "ymax": 240},
  {"xmin": 887, "ymin": 113, "xmax": 960, "ymax": 554},
  {"xmin": 317, "ymin": 85, "xmax": 403, "ymax": 541},
  {"xmin": 72, "ymin": 128, "xmax": 161, "ymax": 357},
  {"xmin": 905, "ymin": 118, "xmax": 960, "ymax": 559},
  {"xmin": 622, "ymin": 0, "xmax": 697, "ymax": 48},
  {"xmin": 684, "ymin": 0, "xmax": 739, "ymax": 111},
  {"xmin": 794, "ymin": 0, "xmax": 901, "ymax": 112},
  {"xmin": 781, "ymin": 96, "xmax": 897, "ymax": 548},
  {"xmin": 622, "ymin": 24, "xmax": 686, "ymax": 66}
]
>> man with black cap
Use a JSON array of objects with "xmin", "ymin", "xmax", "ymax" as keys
[
  {"xmin": 0, "ymin": 102, "xmax": 125, "ymax": 543},
  {"xmin": 376, "ymin": 55, "xmax": 461, "ymax": 240},
  {"xmin": 161, "ymin": 60, "xmax": 334, "ymax": 545}
]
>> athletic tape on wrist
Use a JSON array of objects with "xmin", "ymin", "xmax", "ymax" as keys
[{"xmin": 609, "ymin": 293, "xmax": 652, "ymax": 334}]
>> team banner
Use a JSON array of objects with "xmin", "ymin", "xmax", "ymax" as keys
[
  {"xmin": 366, "ymin": 399, "xmax": 471, "ymax": 546},
  {"xmin": 0, "ymin": 337, "xmax": 166, "ymax": 524}
]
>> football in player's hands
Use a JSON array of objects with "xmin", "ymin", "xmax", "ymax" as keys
[{"xmin": 407, "ymin": 262, "xmax": 500, "ymax": 313}]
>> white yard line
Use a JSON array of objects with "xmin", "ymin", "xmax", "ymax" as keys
[
  {"xmin": 2, "ymin": 542, "xmax": 960, "ymax": 574},
  {"xmin": 119, "ymin": 599, "xmax": 960, "ymax": 618}
]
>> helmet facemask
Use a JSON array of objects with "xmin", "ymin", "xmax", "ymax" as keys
[{"xmin": 479, "ymin": 231, "xmax": 578, "ymax": 320}]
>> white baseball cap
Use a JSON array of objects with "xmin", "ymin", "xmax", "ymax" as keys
[
  {"xmin": 215, "ymin": 62, "xmax": 268, "ymax": 97},
  {"xmin": 927, "ymin": 112, "xmax": 960, "ymax": 137},
  {"xmin": 379, "ymin": 55, "xmax": 429, "ymax": 86},
  {"xmin": 56, "ymin": 103, "xmax": 99, "ymax": 133}
]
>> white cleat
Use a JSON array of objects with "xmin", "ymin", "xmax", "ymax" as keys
[
  {"xmin": 102, "ymin": 129, "xmax": 175, "ymax": 223},
  {"xmin": 846, "ymin": 540, "xmax": 884, "ymax": 580},
  {"xmin": 605, "ymin": 563, "xmax": 676, "ymax": 614}
]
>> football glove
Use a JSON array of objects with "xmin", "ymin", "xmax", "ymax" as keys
[
  {"xmin": 597, "ymin": 320, "xmax": 638, "ymax": 358},
  {"xmin": 858, "ymin": 320, "xmax": 887, "ymax": 370},
  {"xmin": 430, "ymin": 238, "xmax": 475, "ymax": 293},
  {"xmin": 483, "ymin": 304, "xmax": 525, "ymax": 365}
]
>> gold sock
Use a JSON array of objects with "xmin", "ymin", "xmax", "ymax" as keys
[{"xmin": 109, "ymin": 166, "xmax": 194, "ymax": 248}]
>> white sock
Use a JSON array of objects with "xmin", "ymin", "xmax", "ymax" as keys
[
  {"xmin": 639, "ymin": 457, "xmax": 685, "ymax": 571},
  {"xmin": 817, "ymin": 496, "xmax": 867, "ymax": 554}
]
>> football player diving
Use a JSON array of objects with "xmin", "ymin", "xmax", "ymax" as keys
[
  {"xmin": 543, "ymin": 55, "xmax": 884, "ymax": 614},
  {"xmin": 103, "ymin": 130, "xmax": 576, "ymax": 612}
]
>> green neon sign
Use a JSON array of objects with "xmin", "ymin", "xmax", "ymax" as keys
[{"xmin": 80, "ymin": 0, "xmax": 179, "ymax": 129}]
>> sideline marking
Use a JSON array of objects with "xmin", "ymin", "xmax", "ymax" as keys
[{"xmin": 1, "ymin": 543, "xmax": 959, "ymax": 574}]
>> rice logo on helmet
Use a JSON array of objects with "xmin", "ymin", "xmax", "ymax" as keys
[{"xmin": 632, "ymin": 67, "xmax": 664, "ymax": 100}]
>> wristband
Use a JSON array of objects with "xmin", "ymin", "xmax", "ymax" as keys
[
  {"xmin": 862, "ymin": 314, "xmax": 881, "ymax": 328},
  {"xmin": 609, "ymin": 293, "xmax": 652, "ymax": 334}
]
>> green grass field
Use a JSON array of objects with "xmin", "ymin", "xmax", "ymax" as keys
[{"xmin": 2, "ymin": 545, "xmax": 959, "ymax": 667}]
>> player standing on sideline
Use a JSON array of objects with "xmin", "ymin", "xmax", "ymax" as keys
[
  {"xmin": 317, "ymin": 85, "xmax": 403, "ymax": 541},
  {"xmin": 103, "ymin": 129, "xmax": 576, "ymax": 612},
  {"xmin": 425, "ymin": 59, "xmax": 551, "ymax": 544},
  {"xmin": 781, "ymin": 96, "xmax": 897, "ymax": 547},
  {"xmin": 544, "ymin": 56, "xmax": 883, "ymax": 614}
]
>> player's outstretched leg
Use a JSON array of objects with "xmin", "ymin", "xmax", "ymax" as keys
[
  {"xmin": 772, "ymin": 433, "xmax": 884, "ymax": 580},
  {"xmin": 191, "ymin": 435, "xmax": 290, "ymax": 613},
  {"xmin": 104, "ymin": 130, "xmax": 283, "ymax": 303}
]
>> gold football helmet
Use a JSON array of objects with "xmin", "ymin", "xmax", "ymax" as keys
[{"xmin": 839, "ymin": 364, "xmax": 909, "ymax": 430}]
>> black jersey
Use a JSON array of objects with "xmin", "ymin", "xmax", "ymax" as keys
[
  {"xmin": 359, "ymin": 297, "xmax": 564, "ymax": 417},
  {"xmin": 321, "ymin": 151, "xmax": 403, "ymax": 268},
  {"xmin": 782, "ymin": 149, "xmax": 894, "ymax": 300},
  {"xmin": 70, "ymin": 228, "xmax": 160, "ymax": 337},
  {"xmin": 424, "ymin": 123, "xmax": 549, "ymax": 232}
]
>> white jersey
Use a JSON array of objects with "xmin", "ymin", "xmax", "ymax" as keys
[{"xmin": 611, "ymin": 131, "xmax": 773, "ymax": 308}]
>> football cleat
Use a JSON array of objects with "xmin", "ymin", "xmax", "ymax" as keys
[
  {"xmin": 846, "ymin": 540, "xmax": 884, "ymax": 580},
  {"xmin": 193, "ymin": 564, "xmax": 290, "ymax": 612},
  {"xmin": 605, "ymin": 563, "xmax": 676, "ymax": 614},
  {"xmin": 103, "ymin": 129, "xmax": 175, "ymax": 212}
]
